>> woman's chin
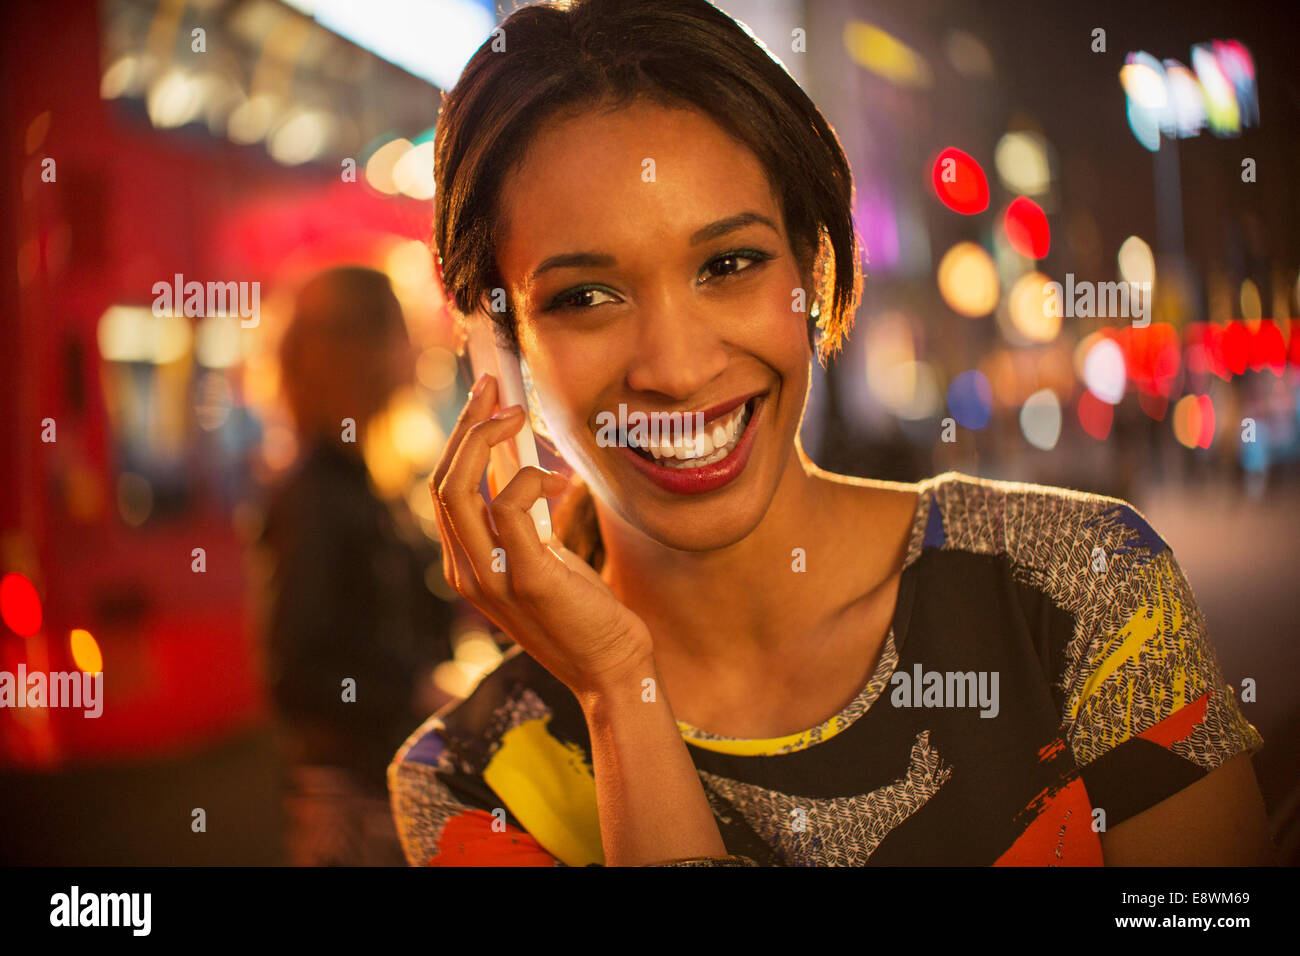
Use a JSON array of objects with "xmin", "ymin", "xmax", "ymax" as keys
[{"xmin": 623, "ymin": 505, "xmax": 766, "ymax": 554}]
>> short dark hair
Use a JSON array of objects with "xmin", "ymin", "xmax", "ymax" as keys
[{"xmin": 432, "ymin": 0, "xmax": 863, "ymax": 365}]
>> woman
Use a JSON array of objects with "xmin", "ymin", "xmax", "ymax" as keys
[{"xmin": 389, "ymin": 0, "xmax": 1271, "ymax": 866}]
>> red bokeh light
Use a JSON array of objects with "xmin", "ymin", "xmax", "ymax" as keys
[
  {"xmin": 1195, "ymin": 394, "xmax": 1216, "ymax": 448},
  {"xmin": 1, "ymin": 572, "xmax": 42, "ymax": 637},
  {"xmin": 931, "ymin": 147, "xmax": 989, "ymax": 215},
  {"xmin": 1077, "ymin": 389, "xmax": 1114, "ymax": 440},
  {"xmin": 1248, "ymin": 321, "xmax": 1286, "ymax": 375},
  {"xmin": 1116, "ymin": 323, "xmax": 1181, "ymax": 397},
  {"xmin": 1222, "ymin": 321, "xmax": 1249, "ymax": 376},
  {"xmin": 1004, "ymin": 197, "xmax": 1050, "ymax": 259}
]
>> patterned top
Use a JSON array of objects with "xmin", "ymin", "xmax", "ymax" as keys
[{"xmin": 388, "ymin": 470, "xmax": 1263, "ymax": 865}]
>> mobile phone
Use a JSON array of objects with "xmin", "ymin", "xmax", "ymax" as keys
[{"xmin": 464, "ymin": 310, "xmax": 553, "ymax": 542}]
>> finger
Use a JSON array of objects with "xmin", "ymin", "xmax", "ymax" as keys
[
  {"xmin": 430, "ymin": 396, "xmax": 499, "ymax": 602},
  {"xmin": 490, "ymin": 467, "xmax": 569, "ymax": 594},
  {"xmin": 431, "ymin": 485, "xmax": 485, "ymax": 600},
  {"xmin": 439, "ymin": 406, "xmax": 527, "ymax": 593},
  {"xmin": 431, "ymin": 372, "xmax": 500, "ymax": 492},
  {"xmin": 432, "ymin": 475, "xmax": 540, "ymax": 643},
  {"xmin": 430, "ymin": 454, "xmax": 481, "ymax": 598},
  {"xmin": 433, "ymin": 491, "xmax": 533, "ymax": 645}
]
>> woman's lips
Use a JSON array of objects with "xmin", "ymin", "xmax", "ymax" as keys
[{"xmin": 615, "ymin": 394, "xmax": 764, "ymax": 495}]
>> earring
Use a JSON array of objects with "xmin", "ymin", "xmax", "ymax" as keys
[{"xmin": 807, "ymin": 299, "xmax": 823, "ymax": 353}]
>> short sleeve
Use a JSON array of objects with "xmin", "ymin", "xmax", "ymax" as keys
[
  {"xmin": 1060, "ymin": 508, "xmax": 1263, "ymax": 826},
  {"xmin": 388, "ymin": 716, "xmax": 562, "ymax": 866}
]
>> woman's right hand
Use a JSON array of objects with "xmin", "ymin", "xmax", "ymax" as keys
[{"xmin": 430, "ymin": 372, "xmax": 654, "ymax": 699}]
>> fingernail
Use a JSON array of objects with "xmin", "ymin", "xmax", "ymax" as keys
[
  {"xmin": 490, "ymin": 404, "xmax": 524, "ymax": 420},
  {"xmin": 470, "ymin": 372, "xmax": 490, "ymax": 399}
]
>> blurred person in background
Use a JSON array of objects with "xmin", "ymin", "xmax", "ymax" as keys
[{"xmin": 259, "ymin": 266, "xmax": 456, "ymax": 865}]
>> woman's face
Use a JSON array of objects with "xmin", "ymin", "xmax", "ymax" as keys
[{"xmin": 495, "ymin": 99, "xmax": 814, "ymax": 552}]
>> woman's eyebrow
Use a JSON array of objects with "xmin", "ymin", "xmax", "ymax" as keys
[
  {"xmin": 688, "ymin": 211, "xmax": 779, "ymax": 246},
  {"xmin": 526, "ymin": 211, "xmax": 779, "ymax": 283}
]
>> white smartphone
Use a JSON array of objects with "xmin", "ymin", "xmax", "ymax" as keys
[{"xmin": 464, "ymin": 310, "xmax": 553, "ymax": 542}]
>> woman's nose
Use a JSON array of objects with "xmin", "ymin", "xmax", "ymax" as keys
[{"xmin": 623, "ymin": 293, "xmax": 728, "ymax": 400}]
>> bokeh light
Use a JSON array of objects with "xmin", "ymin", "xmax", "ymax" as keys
[
  {"xmin": 1008, "ymin": 272, "xmax": 1062, "ymax": 343},
  {"xmin": 268, "ymin": 109, "xmax": 335, "ymax": 166},
  {"xmin": 945, "ymin": 30, "xmax": 994, "ymax": 78},
  {"xmin": 937, "ymin": 242, "xmax": 999, "ymax": 317},
  {"xmin": 1249, "ymin": 321, "xmax": 1287, "ymax": 376},
  {"xmin": 1222, "ymin": 321, "xmax": 1250, "ymax": 375},
  {"xmin": 1004, "ymin": 197, "xmax": 1050, "ymax": 259},
  {"xmin": 1120, "ymin": 53, "xmax": 1167, "ymax": 109},
  {"xmin": 1077, "ymin": 390, "xmax": 1114, "ymax": 440},
  {"xmin": 195, "ymin": 315, "xmax": 242, "ymax": 369},
  {"xmin": 416, "ymin": 347, "xmax": 460, "ymax": 392},
  {"xmin": 931, "ymin": 147, "xmax": 989, "ymax": 215},
  {"xmin": 392, "ymin": 138, "xmax": 436, "ymax": 200},
  {"xmin": 1240, "ymin": 279, "xmax": 1262, "ymax": 321},
  {"xmin": 994, "ymin": 131, "xmax": 1051, "ymax": 195},
  {"xmin": 1193, "ymin": 43, "xmax": 1239, "ymax": 134},
  {"xmin": 364, "ymin": 137, "xmax": 413, "ymax": 195},
  {"xmin": 946, "ymin": 370, "xmax": 993, "ymax": 429},
  {"xmin": 1117, "ymin": 235, "xmax": 1156, "ymax": 287},
  {"xmin": 98, "ymin": 307, "xmax": 193, "ymax": 365},
  {"xmin": 1163, "ymin": 60, "xmax": 1207, "ymax": 136},
  {"xmin": 1019, "ymin": 389, "xmax": 1063, "ymax": 450},
  {"xmin": 146, "ymin": 69, "xmax": 206, "ymax": 129},
  {"xmin": 844, "ymin": 22, "xmax": 933, "ymax": 88},
  {"xmin": 1173, "ymin": 393, "xmax": 1216, "ymax": 449},
  {"xmin": 1118, "ymin": 323, "xmax": 1180, "ymax": 398},
  {"xmin": 227, "ymin": 93, "xmax": 282, "ymax": 145},
  {"xmin": 1082, "ymin": 336, "xmax": 1127, "ymax": 404},
  {"xmin": 70, "ymin": 628, "xmax": 104, "ymax": 673},
  {"xmin": 1, "ymin": 572, "xmax": 43, "ymax": 637}
]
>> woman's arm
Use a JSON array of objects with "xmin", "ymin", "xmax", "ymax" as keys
[
  {"xmin": 1099, "ymin": 753, "xmax": 1276, "ymax": 865},
  {"xmin": 576, "ymin": 645, "xmax": 731, "ymax": 866}
]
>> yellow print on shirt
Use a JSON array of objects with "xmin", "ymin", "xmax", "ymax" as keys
[{"xmin": 1067, "ymin": 553, "xmax": 1210, "ymax": 754}]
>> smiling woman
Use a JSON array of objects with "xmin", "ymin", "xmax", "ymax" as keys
[{"xmin": 387, "ymin": 0, "xmax": 1273, "ymax": 867}]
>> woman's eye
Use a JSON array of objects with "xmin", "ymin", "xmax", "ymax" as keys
[
  {"xmin": 548, "ymin": 286, "xmax": 618, "ymax": 311},
  {"xmin": 701, "ymin": 250, "xmax": 772, "ymax": 282}
]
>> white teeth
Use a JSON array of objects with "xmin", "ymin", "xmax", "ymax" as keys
[
  {"xmin": 615, "ymin": 397, "xmax": 759, "ymax": 469},
  {"xmin": 650, "ymin": 399, "xmax": 754, "ymax": 469}
]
